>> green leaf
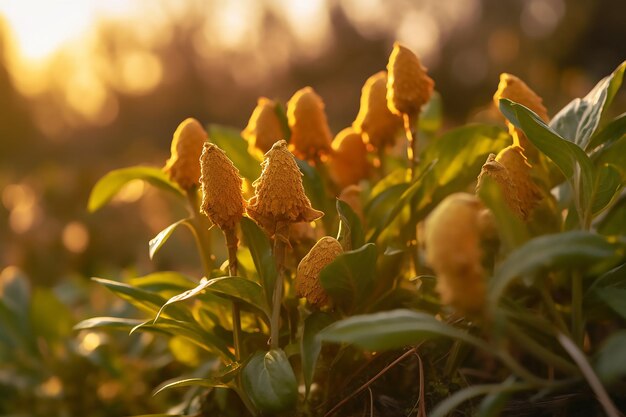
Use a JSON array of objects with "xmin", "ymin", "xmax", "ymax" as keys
[
  {"xmin": 550, "ymin": 61, "xmax": 625, "ymax": 148},
  {"xmin": 153, "ymin": 363, "xmax": 240, "ymax": 395},
  {"xmin": 207, "ymin": 124, "xmax": 261, "ymax": 181},
  {"xmin": 274, "ymin": 101, "xmax": 291, "ymax": 141},
  {"xmin": 241, "ymin": 217, "xmax": 277, "ymax": 307},
  {"xmin": 149, "ymin": 218, "xmax": 192, "ymax": 259},
  {"xmin": 156, "ymin": 276, "xmax": 269, "ymax": 322},
  {"xmin": 598, "ymin": 195, "xmax": 626, "ymax": 236},
  {"xmin": 296, "ymin": 159, "xmax": 332, "ymax": 224},
  {"xmin": 73, "ymin": 317, "xmax": 146, "ymax": 331},
  {"xmin": 30, "ymin": 288, "xmax": 73, "ymax": 341},
  {"xmin": 594, "ymin": 288, "xmax": 626, "ymax": 320},
  {"xmin": 499, "ymin": 98, "xmax": 595, "ymax": 216},
  {"xmin": 489, "ymin": 231, "xmax": 625, "ymax": 310},
  {"xmin": 365, "ymin": 182, "xmax": 409, "ymax": 241},
  {"xmin": 242, "ymin": 349, "xmax": 298, "ymax": 414},
  {"xmin": 590, "ymin": 164, "xmax": 623, "ymax": 215},
  {"xmin": 594, "ymin": 330, "xmax": 626, "ymax": 384},
  {"xmin": 419, "ymin": 91, "xmax": 442, "ymax": 134},
  {"xmin": 318, "ymin": 309, "xmax": 488, "ymax": 352},
  {"xmin": 319, "ymin": 243, "xmax": 377, "ymax": 313},
  {"xmin": 88, "ymin": 166, "xmax": 184, "ymax": 212},
  {"xmin": 128, "ymin": 271, "xmax": 197, "ymax": 293},
  {"xmin": 336, "ymin": 198, "xmax": 364, "ymax": 250},
  {"xmin": 301, "ymin": 312, "xmax": 334, "ymax": 397},
  {"xmin": 587, "ymin": 112, "xmax": 626, "ymax": 151}
]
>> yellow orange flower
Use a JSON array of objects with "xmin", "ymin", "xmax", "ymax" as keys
[
  {"xmin": 286, "ymin": 87, "xmax": 333, "ymax": 161},
  {"xmin": 242, "ymin": 97, "xmax": 283, "ymax": 159},
  {"xmin": 163, "ymin": 118, "xmax": 207, "ymax": 189},
  {"xmin": 327, "ymin": 128, "xmax": 370, "ymax": 189},
  {"xmin": 296, "ymin": 236, "xmax": 343, "ymax": 308}
]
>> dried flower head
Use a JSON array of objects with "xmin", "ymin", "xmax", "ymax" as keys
[
  {"xmin": 296, "ymin": 236, "xmax": 343, "ymax": 308},
  {"xmin": 199, "ymin": 143, "xmax": 246, "ymax": 230},
  {"xmin": 386, "ymin": 42, "xmax": 435, "ymax": 117},
  {"xmin": 242, "ymin": 97, "xmax": 283, "ymax": 158},
  {"xmin": 424, "ymin": 193, "xmax": 486, "ymax": 314},
  {"xmin": 476, "ymin": 146, "xmax": 542, "ymax": 220},
  {"xmin": 493, "ymin": 73, "xmax": 549, "ymax": 159},
  {"xmin": 328, "ymin": 128, "xmax": 370, "ymax": 189},
  {"xmin": 247, "ymin": 140, "xmax": 324, "ymax": 238},
  {"xmin": 353, "ymin": 71, "xmax": 403, "ymax": 150},
  {"xmin": 163, "ymin": 118, "xmax": 207, "ymax": 189},
  {"xmin": 286, "ymin": 87, "xmax": 333, "ymax": 161}
]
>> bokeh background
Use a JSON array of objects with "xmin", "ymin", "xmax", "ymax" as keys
[{"xmin": 0, "ymin": 0, "xmax": 624, "ymax": 414}]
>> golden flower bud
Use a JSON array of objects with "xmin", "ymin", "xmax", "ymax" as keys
[
  {"xmin": 247, "ymin": 140, "xmax": 324, "ymax": 238},
  {"xmin": 199, "ymin": 143, "xmax": 246, "ymax": 230},
  {"xmin": 163, "ymin": 118, "xmax": 207, "ymax": 190},
  {"xmin": 386, "ymin": 42, "xmax": 435, "ymax": 117},
  {"xmin": 296, "ymin": 236, "xmax": 343, "ymax": 308},
  {"xmin": 424, "ymin": 193, "xmax": 486, "ymax": 314},
  {"xmin": 353, "ymin": 71, "xmax": 403, "ymax": 150},
  {"xmin": 242, "ymin": 97, "xmax": 283, "ymax": 159},
  {"xmin": 476, "ymin": 153, "xmax": 524, "ymax": 219},
  {"xmin": 327, "ymin": 128, "xmax": 370, "ymax": 189},
  {"xmin": 493, "ymin": 73, "xmax": 549, "ymax": 159},
  {"xmin": 286, "ymin": 87, "xmax": 333, "ymax": 161}
]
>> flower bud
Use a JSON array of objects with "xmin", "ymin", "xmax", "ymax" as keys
[
  {"xmin": 199, "ymin": 143, "xmax": 246, "ymax": 230},
  {"xmin": 286, "ymin": 87, "xmax": 333, "ymax": 161},
  {"xmin": 163, "ymin": 118, "xmax": 207, "ymax": 190},
  {"xmin": 247, "ymin": 140, "xmax": 324, "ymax": 238},
  {"xmin": 242, "ymin": 97, "xmax": 283, "ymax": 159},
  {"xmin": 386, "ymin": 42, "xmax": 435, "ymax": 117},
  {"xmin": 296, "ymin": 236, "xmax": 343, "ymax": 308},
  {"xmin": 327, "ymin": 128, "xmax": 370, "ymax": 189},
  {"xmin": 476, "ymin": 153, "xmax": 524, "ymax": 219},
  {"xmin": 353, "ymin": 71, "xmax": 402, "ymax": 150},
  {"xmin": 424, "ymin": 193, "xmax": 486, "ymax": 314}
]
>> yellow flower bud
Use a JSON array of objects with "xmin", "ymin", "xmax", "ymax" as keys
[
  {"xmin": 327, "ymin": 128, "xmax": 370, "ymax": 189},
  {"xmin": 163, "ymin": 118, "xmax": 207, "ymax": 190},
  {"xmin": 296, "ymin": 236, "xmax": 343, "ymax": 308},
  {"xmin": 476, "ymin": 153, "xmax": 524, "ymax": 219},
  {"xmin": 247, "ymin": 140, "xmax": 324, "ymax": 238},
  {"xmin": 386, "ymin": 42, "xmax": 435, "ymax": 117},
  {"xmin": 493, "ymin": 73, "xmax": 549, "ymax": 159},
  {"xmin": 286, "ymin": 87, "xmax": 333, "ymax": 161},
  {"xmin": 353, "ymin": 71, "xmax": 402, "ymax": 150},
  {"xmin": 424, "ymin": 193, "xmax": 486, "ymax": 314},
  {"xmin": 242, "ymin": 97, "xmax": 283, "ymax": 159},
  {"xmin": 199, "ymin": 143, "xmax": 246, "ymax": 230}
]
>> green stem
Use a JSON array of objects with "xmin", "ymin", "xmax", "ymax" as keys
[
  {"xmin": 225, "ymin": 228, "xmax": 243, "ymax": 361},
  {"xmin": 402, "ymin": 113, "xmax": 418, "ymax": 180},
  {"xmin": 186, "ymin": 188, "xmax": 214, "ymax": 275},
  {"xmin": 571, "ymin": 270, "xmax": 584, "ymax": 347},
  {"xmin": 270, "ymin": 223, "xmax": 288, "ymax": 350}
]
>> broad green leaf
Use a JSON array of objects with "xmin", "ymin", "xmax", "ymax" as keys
[
  {"xmin": 73, "ymin": 317, "xmax": 146, "ymax": 331},
  {"xmin": 594, "ymin": 288, "xmax": 626, "ymax": 320},
  {"xmin": 149, "ymin": 218, "xmax": 192, "ymax": 259},
  {"xmin": 489, "ymin": 231, "xmax": 625, "ymax": 309},
  {"xmin": 597, "ymin": 195, "xmax": 626, "ymax": 236},
  {"xmin": 296, "ymin": 159, "xmax": 332, "ymax": 226},
  {"xmin": 156, "ymin": 276, "xmax": 269, "ymax": 322},
  {"xmin": 419, "ymin": 91, "xmax": 442, "ymax": 134},
  {"xmin": 590, "ymin": 164, "xmax": 623, "ymax": 215},
  {"xmin": 241, "ymin": 217, "xmax": 277, "ymax": 307},
  {"xmin": 587, "ymin": 112, "xmax": 626, "ymax": 151},
  {"xmin": 128, "ymin": 271, "xmax": 197, "ymax": 293},
  {"xmin": 365, "ymin": 183, "xmax": 409, "ymax": 241},
  {"xmin": 318, "ymin": 309, "xmax": 488, "ymax": 352},
  {"xmin": 153, "ymin": 363, "xmax": 240, "ymax": 395},
  {"xmin": 594, "ymin": 330, "xmax": 626, "ymax": 384},
  {"xmin": 336, "ymin": 198, "xmax": 364, "ymax": 250},
  {"xmin": 88, "ymin": 166, "xmax": 184, "ymax": 212},
  {"xmin": 242, "ymin": 349, "xmax": 298, "ymax": 414},
  {"xmin": 500, "ymin": 99, "xmax": 595, "ymax": 217},
  {"xmin": 319, "ymin": 243, "xmax": 377, "ymax": 313},
  {"xmin": 592, "ymin": 135, "xmax": 626, "ymax": 178},
  {"xmin": 550, "ymin": 61, "xmax": 625, "ymax": 148},
  {"xmin": 301, "ymin": 312, "xmax": 334, "ymax": 397},
  {"xmin": 207, "ymin": 124, "xmax": 261, "ymax": 181}
]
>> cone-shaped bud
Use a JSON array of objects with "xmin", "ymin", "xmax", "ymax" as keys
[
  {"xmin": 199, "ymin": 143, "xmax": 246, "ymax": 230},
  {"xmin": 286, "ymin": 87, "xmax": 333, "ymax": 161},
  {"xmin": 386, "ymin": 42, "xmax": 435, "ymax": 117},
  {"xmin": 247, "ymin": 140, "xmax": 324, "ymax": 237},
  {"xmin": 424, "ymin": 193, "xmax": 486, "ymax": 314},
  {"xmin": 296, "ymin": 236, "xmax": 343, "ymax": 308},
  {"xmin": 353, "ymin": 71, "xmax": 402, "ymax": 150},
  {"xmin": 242, "ymin": 97, "xmax": 283, "ymax": 158},
  {"xmin": 493, "ymin": 73, "xmax": 549, "ymax": 159},
  {"xmin": 476, "ymin": 153, "xmax": 524, "ymax": 219},
  {"xmin": 327, "ymin": 128, "xmax": 370, "ymax": 189},
  {"xmin": 163, "ymin": 118, "xmax": 207, "ymax": 189}
]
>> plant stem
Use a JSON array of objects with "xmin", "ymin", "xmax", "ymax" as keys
[
  {"xmin": 186, "ymin": 188, "xmax": 214, "ymax": 275},
  {"xmin": 225, "ymin": 227, "xmax": 243, "ymax": 361},
  {"xmin": 270, "ymin": 222, "xmax": 288, "ymax": 350},
  {"xmin": 571, "ymin": 270, "xmax": 584, "ymax": 347},
  {"xmin": 403, "ymin": 113, "xmax": 419, "ymax": 179}
]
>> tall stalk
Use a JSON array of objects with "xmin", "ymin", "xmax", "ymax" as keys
[
  {"xmin": 224, "ymin": 228, "xmax": 243, "ymax": 361},
  {"xmin": 270, "ymin": 222, "xmax": 288, "ymax": 350},
  {"xmin": 186, "ymin": 188, "xmax": 214, "ymax": 275}
]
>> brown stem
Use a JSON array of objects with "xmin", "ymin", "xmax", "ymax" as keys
[
  {"xmin": 403, "ymin": 113, "xmax": 419, "ymax": 180},
  {"xmin": 225, "ymin": 227, "xmax": 243, "ymax": 361}
]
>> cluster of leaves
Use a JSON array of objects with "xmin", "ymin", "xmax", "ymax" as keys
[{"xmin": 76, "ymin": 62, "xmax": 625, "ymax": 417}]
